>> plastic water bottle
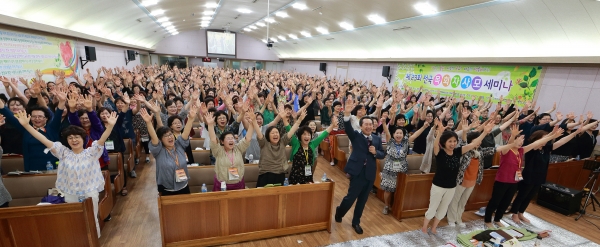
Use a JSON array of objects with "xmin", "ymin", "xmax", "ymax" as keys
[
  {"xmin": 576, "ymin": 155, "xmax": 581, "ymax": 161},
  {"xmin": 321, "ymin": 173, "xmax": 327, "ymax": 182},
  {"xmin": 220, "ymin": 181, "xmax": 226, "ymax": 191},
  {"xmin": 248, "ymin": 154, "xmax": 254, "ymax": 164},
  {"xmin": 201, "ymin": 183, "xmax": 208, "ymax": 193},
  {"xmin": 283, "ymin": 178, "xmax": 289, "ymax": 186},
  {"xmin": 78, "ymin": 192, "xmax": 85, "ymax": 202},
  {"xmin": 46, "ymin": 161, "xmax": 53, "ymax": 172}
]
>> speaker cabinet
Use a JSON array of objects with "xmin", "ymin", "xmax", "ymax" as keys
[
  {"xmin": 84, "ymin": 46, "xmax": 96, "ymax": 61},
  {"xmin": 127, "ymin": 50, "xmax": 136, "ymax": 61},
  {"xmin": 319, "ymin": 63, "xmax": 326, "ymax": 72},
  {"xmin": 382, "ymin": 66, "xmax": 391, "ymax": 77},
  {"xmin": 537, "ymin": 182, "xmax": 582, "ymax": 215}
]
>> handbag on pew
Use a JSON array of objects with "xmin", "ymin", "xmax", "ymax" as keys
[{"xmin": 41, "ymin": 188, "xmax": 65, "ymax": 204}]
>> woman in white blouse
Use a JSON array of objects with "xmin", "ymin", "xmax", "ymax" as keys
[{"xmin": 13, "ymin": 109, "xmax": 118, "ymax": 238}]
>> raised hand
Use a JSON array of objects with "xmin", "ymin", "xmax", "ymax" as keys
[
  {"xmin": 67, "ymin": 93, "xmax": 78, "ymax": 110},
  {"xmin": 204, "ymin": 112, "xmax": 215, "ymax": 126},
  {"xmin": 510, "ymin": 124, "xmax": 522, "ymax": 137},
  {"xmin": 344, "ymin": 98, "xmax": 355, "ymax": 116},
  {"xmin": 14, "ymin": 110, "xmax": 30, "ymax": 126},
  {"xmin": 83, "ymin": 94, "xmax": 94, "ymax": 111},
  {"xmin": 188, "ymin": 105, "xmax": 198, "ymax": 120},
  {"xmin": 331, "ymin": 115, "xmax": 339, "ymax": 128},
  {"xmin": 106, "ymin": 111, "xmax": 118, "ymax": 126},
  {"xmin": 555, "ymin": 111, "xmax": 563, "ymax": 121},
  {"xmin": 122, "ymin": 93, "xmax": 131, "ymax": 105},
  {"xmin": 140, "ymin": 108, "xmax": 153, "ymax": 123},
  {"xmin": 53, "ymin": 86, "xmax": 68, "ymax": 103},
  {"xmin": 298, "ymin": 108, "xmax": 307, "ymax": 121},
  {"xmin": 483, "ymin": 121, "xmax": 494, "ymax": 133}
]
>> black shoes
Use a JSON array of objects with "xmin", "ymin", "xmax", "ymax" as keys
[
  {"xmin": 352, "ymin": 224, "xmax": 363, "ymax": 234},
  {"xmin": 334, "ymin": 206, "xmax": 342, "ymax": 222}
]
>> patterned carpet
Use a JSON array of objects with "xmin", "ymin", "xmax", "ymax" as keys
[{"xmin": 324, "ymin": 213, "xmax": 599, "ymax": 247}]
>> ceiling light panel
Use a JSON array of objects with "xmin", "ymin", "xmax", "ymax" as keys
[
  {"xmin": 301, "ymin": 31, "xmax": 311, "ymax": 37},
  {"xmin": 203, "ymin": 11, "xmax": 214, "ymax": 15},
  {"xmin": 414, "ymin": 3, "xmax": 438, "ymax": 15},
  {"xmin": 339, "ymin": 22, "xmax": 354, "ymax": 30},
  {"xmin": 265, "ymin": 18, "xmax": 275, "ymax": 23},
  {"xmin": 256, "ymin": 22, "xmax": 266, "ymax": 27},
  {"xmin": 201, "ymin": 16, "xmax": 212, "ymax": 20},
  {"xmin": 316, "ymin": 27, "xmax": 329, "ymax": 34},
  {"xmin": 150, "ymin": 9, "xmax": 165, "ymax": 16},
  {"xmin": 271, "ymin": 38, "xmax": 278, "ymax": 42},
  {"xmin": 157, "ymin": 17, "xmax": 169, "ymax": 23},
  {"xmin": 244, "ymin": 28, "xmax": 252, "ymax": 32},
  {"xmin": 142, "ymin": 0, "xmax": 158, "ymax": 7},
  {"xmin": 292, "ymin": 3, "xmax": 307, "ymax": 10},
  {"xmin": 275, "ymin": 12, "xmax": 288, "ymax": 18},
  {"xmin": 288, "ymin": 34, "xmax": 298, "ymax": 39},
  {"xmin": 237, "ymin": 8, "xmax": 252, "ymax": 14},
  {"xmin": 368, "ymin": 14, "xmax": 385, "ymax": 24},
  {"xmin": 205, "ymin": 2, "xmax": 218, "ymax": 8},
  {"xmin": 278, "ymin": 35, "xmax": 286, "ymax": 41},
  {"xmin": 249, "ymin": 25, "xmax": 257, "ymax": 29}
]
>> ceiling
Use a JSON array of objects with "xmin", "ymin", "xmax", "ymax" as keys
[{"xmin": 1, "ymin": 0, "xmax": 600, "ymax": 62}]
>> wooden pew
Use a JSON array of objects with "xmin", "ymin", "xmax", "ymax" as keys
[
  {"xmin": 187, "ymin": 165, "xmax": 260, "ymax": 191},
  {"xmin": 390, "ymin": 160, "xmax": 594, "ymax": 220},
  {"xmin": 192, "ymin": 150, "xmax": 211, "ymax": 166},
  {"xmin": 0, "ymin": 198, "xmax": 100, "ymax": 247},
  {"xmin": 108, "ymin": 152, "xmax": 125, "ymax": 196},
  {"xmin": 1, "ymin": 155, "xmax": 24, "ymax": 175},
  {"xmin": 98, "ymin": 170, "xmax": 113, "ymax": 229},
  {"xmin": 158, "ymin": 182, "xmax": 335, "ymax": 247},
  {"xmin": 190, "ymin": 138, "xmax": 205, "ymax": 150},
  {"xmin": 123, "ymin": 138, "xmax": 134, "ymax": 176},
  {"xmin": 334, "ymin": 135, "xmax": 349, "ymax": 172}
]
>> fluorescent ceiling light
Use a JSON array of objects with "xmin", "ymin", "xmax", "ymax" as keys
[
  {"xmin": 142, "ymin": 0, "xmax": 158, "ymax": 7},
  {"xmin": 162, "ymin": 22, "xmax": 173, "ymax": 27},
  {"xmin": 414, "ymin": 3, "xmax": 438, "ymax": 15},
  {"xmin": 205, "ymin": 2, "xmax": 218, "ymax": 8},
  {"xmin": 237, "ymin": 8, "xmax": 252, "ymax": 14},
  {"xmin": 170, "ymin": 32, "xmax": 179, "ymax": 35},
  {"xmin": 261, "ymin": 39, "xmax": 267, "ymax": 43},
  {"xmin": 166, "ymin": 26, "xmax": 176, "ymax": 31},
  {"xmin": 271, "ymin": 38, "xmax": 278, "ymax": 42},
  {"xmin": 157, "ymin": 17, "xmax": 169, "ymax": 23},
  {"xmin": 300, "ymin": 31, "xmax": 311, "ymax": 37},
  {"xmin": 275, "ymin": 12, "xmax": 288, "ymax": 18},
  {"xmin": 368, "ymin": 14, "xmax": 385, "ymax": 24},
  {"xmin": 278, "ymin": 35, "xmax": 286, "ymax": 41},
  {"xmin": 339, "ymin": 22, "xmax": 354, "ymax": 30},
  {"xmin": 265, "ymin": 18, "xmax": 275, "ymax": 23},
  {"xmin": 316, "ymin": 27, "xmax": 329, "ymax": 34},
  {"xmin": 244, "ymin": 28, "xmax": 252, "ymax": 32},
  {"xmin": 201, "ymin": 23, "xmax": 209, "ymax": 27},
  {"xmin": 256, "ymin": 22, "xmax": 266, "ymax": 27},
  {"xmin": 288, "ymin": 34, "xmax": 298, "ymax": 39},
  {"xmin": 151, "ymin": 9, "xmax": 165, "ymax": 16},
  {"xmin": 292, "ymin": 3, "xmax": 307, "ymax": 10},
  {"xmin": 203, "ymin": 11, "xmax": 214, "ymax": 15},
  {"xmin": 249, "ymin": 25, "xmax": 257, "ymax": 29},
  {"xmin": 201, "ymin": 16, "xmax": 212, "ymax": 20}
]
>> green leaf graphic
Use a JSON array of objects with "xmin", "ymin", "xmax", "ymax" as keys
[
  {"xmin": 529, "ymin": 68, "xmax": 537, "ymax": 78},
  {"xmin": 530, "ymin": 79, "xmax": 538, "ymax": 87}
]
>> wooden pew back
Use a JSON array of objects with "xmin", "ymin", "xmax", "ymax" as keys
[
  {"xmin": 1, "ymin": 156, "xmax": 24, "ymax": 175},
  {"xmin": 2, "ymin": 174, "xmax": 57, "ymax": 207},
  {"xmin": 187, "ymin": 165, "xmax": 260, "ymax": 192}
]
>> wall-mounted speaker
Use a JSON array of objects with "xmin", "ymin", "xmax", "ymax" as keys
[
  {"xmin": 382, "ymin": 66, "xmax": 391, "ymax": 77},
  {"xmin": 319, "ymin": 63, "xmax": 326, "ymax": 72},
  {"xmin": 84, "ymin": 46, "xmax": 96, "ymax": 61},
  {"xmin": 127, "ymin": 50, "xmax": 136, "ymax": 61}
]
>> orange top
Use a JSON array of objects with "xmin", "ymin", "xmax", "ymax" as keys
[{"xmin": 462, "ymin": 158, "xmax": 479, "ymax": 188}]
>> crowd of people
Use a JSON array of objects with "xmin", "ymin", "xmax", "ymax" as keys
[{"xmin": 0, "ymin": 64, "xmax": 598, "ymax": 237}]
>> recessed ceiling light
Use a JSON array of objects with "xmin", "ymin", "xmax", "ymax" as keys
[
  {"xmin": 205, "ymin": 2, "xmax": 218, "ymax": 8},
  {"xmin": 265, "ymin": 18, "xmax": 275, "ymax": 23},
  {"xmin": 203, "ymin": 11, "xmax": 214, "ymax": 15},
  {"xmin": 157, "ymin": 17, "xmax": 169, "ymax": 23},
  {"xmin": 301, "ymin": 31, "xmax": 311, "ymax": 37},
  {"xmin": 271, "ymin": 38, "xmax": 278, "ymax": 42},
  {"xmin": 275, "ymin": 12, "xmax": 288, "ymax": 18},
  {"xmin": 292, "ymin": 3, "xmax": 307, "ymax": 10},
  {"xmin": 201, "ymin": 16, "xmax": 212, "ymax": 20},
  {"xmin": 339, "ymin": 22, "xmax": 354, "ymax": 30},
  {"xmin": 249, "ymin": 25, "xmax": 257, "ymax": 29},
  {"xmin": 414, "ymin": 3, "xmax": 438, "ymax": 15},
  {"xmin": 256, "ymin": 22, "xmax": 266, "ymax": 27},
  {"xmin": 368, "ymin": 14, "xmax": 385, "ymax": 24},
  {"xmin": 142, "ymin": 0, "xmax": 158, "ymax": 7},
  {"xmin": 237, "ymin": 8, "xmax": 252, "ymax": 14},
  {"xmin": 151, "ymin": 9, "xmax": 165, "ymax": 16},
  {"xmin": 244, "ymin": 28, "xmax": 252, "ymax": 32},
  {"xmin": 316, "ymin": 27, "xmax": 329, "ymax": 34},
  {"xmin": 278, "ymin": 35, "xmax": 286, "ymax": 41},
  {"xmin": 288, "ymin": 34, "xmax": 298, "ymax": 39}
]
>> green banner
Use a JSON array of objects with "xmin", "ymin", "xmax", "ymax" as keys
[{"xmin": 394, "ymin": 63, "xmax": 542, "ymax": 104}]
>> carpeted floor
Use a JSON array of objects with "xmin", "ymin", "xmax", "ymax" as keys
[{"xmin": 324, "ymin": 213, "xmax": 599, "ymax": 247}]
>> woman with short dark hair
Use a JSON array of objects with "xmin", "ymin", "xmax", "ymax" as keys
[
  {"xmin": 13, "ymin": 108, "xmax": 118, "ymax": 237},
  {"xmin": 141, "ymin": 105, "xmax": 197, "ymax": 196}
]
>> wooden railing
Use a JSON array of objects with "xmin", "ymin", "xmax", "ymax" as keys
[
  {"xmin": 158, "ymin": 182, "xmax": 335, "ymax": 247},
  {"xmin": 0, "ymin": 198, "xmax": 99, "ymax": 247}
]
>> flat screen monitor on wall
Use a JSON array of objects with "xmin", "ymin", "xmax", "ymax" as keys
[{"xmin": 207, "ymin": 31, "xmax": 236, "ymax": 56}]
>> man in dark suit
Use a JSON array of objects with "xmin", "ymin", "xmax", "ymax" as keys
[{"xmin": 335, "ymin": 99, "xmax": 386, "ymax": 234}]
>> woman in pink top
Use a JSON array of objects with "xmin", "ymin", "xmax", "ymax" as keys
[{"xmin": 483, "ymin": 125, "xmax": 560, "ymax": 229}]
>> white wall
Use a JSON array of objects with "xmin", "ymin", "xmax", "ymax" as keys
[
  {"xmin": 281, "ymin": 60, "xmax": 396, "ymax": 86},
  {"xmin": 265, "ymin": 62, "xmax": 283, "ymax": 71},
  {"xmin": 536, "ymin": 66, "xmax": 600, "ymax": 119},
  {"xmin": 76, "ymin": 40, "xmax": 141, "ymax": 76}
]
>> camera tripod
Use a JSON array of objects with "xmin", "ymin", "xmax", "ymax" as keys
[{"xmin": 575, "ymin": 160, "xmax": 600, "ymax": 221}]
